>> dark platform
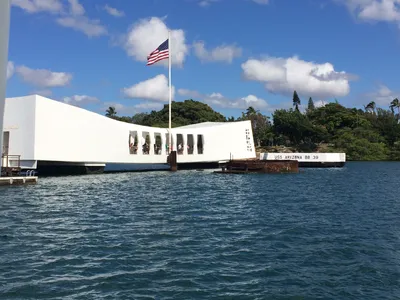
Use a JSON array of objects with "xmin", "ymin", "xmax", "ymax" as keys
[
  {"xmin": 37, "ymin": 161, "xmax": 104, "ymax": 176},
  {"xmin": 298, "ymin": 161, "xmax": 345, "ymax": 168},
  {"xmin": 177, "ymin": 161, "xmax": 220, "ymax": 170}
]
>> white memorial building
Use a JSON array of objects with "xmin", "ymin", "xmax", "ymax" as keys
[{"xmin": 2, "ymin": 95, "xmax": 256, "ymax": 175}]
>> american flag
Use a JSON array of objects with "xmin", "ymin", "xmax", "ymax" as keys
[{"xmin": 147, "ymin": 39, "xmax": 169, "ymax": 66}]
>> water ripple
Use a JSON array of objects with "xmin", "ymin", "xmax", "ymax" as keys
[{"xmin": 1, "ymin": 163, "xmax": 400, "ymax": 299}]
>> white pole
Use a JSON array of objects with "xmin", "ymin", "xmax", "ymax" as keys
[
  {"xmin": 0, "ymin": 0, "xmax": 11, "ymax": 171},
  {"xmin": 168, "ymin": 30, "xmax": 172, "ymax": 154}
]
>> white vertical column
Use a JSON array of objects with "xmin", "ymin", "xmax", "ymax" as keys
[
  {"xmin": 183, "ymin": 134, "xmax": 187, "ymax": 155},
  {"xmin": 0, "ymin": 0, "xmax": 11, "ymax": 170},
  {"xmin": 161, "ymin": 134, "xmax": 166, "ymax": 155},
  {"xmin": 193, "ymin": 134, "xmax": 198, "ymax": 155},
  {"xmin": 149, "ymin": 133, "xmax": 153, "ymax": 155},
  {"xmin": 137, "ymin": 131, "xmax": 142, "ymax": 155}
]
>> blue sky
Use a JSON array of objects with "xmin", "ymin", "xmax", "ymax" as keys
[{"xmin": 5, "ymin": 0, "xmax": 400, "ymax": 118}]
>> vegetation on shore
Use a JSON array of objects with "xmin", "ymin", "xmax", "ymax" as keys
[{"xmin": 105, "ymin": 92, "xmax": 400, "ymax": 161}]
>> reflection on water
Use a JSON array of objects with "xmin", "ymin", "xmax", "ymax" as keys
[{"xmin": 0, "ymin": 162, "xmax": 400, "ymax": 299}]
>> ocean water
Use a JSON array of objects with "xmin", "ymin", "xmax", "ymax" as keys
[{"xmin": 0, "ymin": 162, "xmax": 399, "ymax": 299}]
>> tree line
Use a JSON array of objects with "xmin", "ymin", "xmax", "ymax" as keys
[{"xmin": 105, "ymin": 91, "xmax": 400, "ymax": 161}]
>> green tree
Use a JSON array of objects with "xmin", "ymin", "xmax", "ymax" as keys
[
  {"xmin": 293, "ymin": 90, "xmax": 301, "ymax": 111},
  {"xmin": 307, "ymin": 97, "xmax": 315, "ymax": 112},
  {"xmin": 308, "ymin": 103, "xmax": 366, "ymax": 135},
  {"xmin": 365, "ymin": 101, "xmax": 376, "ymax": 114},
  {"xmin": 117, "ymin": 116, "xmax": 133, "ymax": 123},
  {"xmin": 334, "ymin": 128, "xmax": 388, "ymax": 160},
  {"xmin": 390, "ymin": 98, "xmax": 400, "ymax": 120},
  {"xmin": 368, "ymin": 108, "xmax": 400, "ymax": 146},
  {"xmin": 273, "ymin": 109, "xmax": 327, "ymax": 151},
  {"xmin": 237, "ymin": 107, "xmax": 271, "ymax": 147},
  {"xmin": 245, "ymin": 106, "xmax": 257, "ymax": 117},
  {"xmin": 389, "ymin": 141, "xmax": 400, "ymax": 160},
  {"xmin": 131, "ymin": 112, "xmax": 149, "ymax": 125},
  {"xmin": 105, "ymin": 106, "xmax": 117, "ymax": 118}
]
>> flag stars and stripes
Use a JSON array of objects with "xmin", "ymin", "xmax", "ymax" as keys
[
  {"xmin": 145, "ymin": 35, "xmax": 172, "ymax": 153},
  {"xmin": 147, "ymin": 39, "xmax": 169, "ymax": 66}
]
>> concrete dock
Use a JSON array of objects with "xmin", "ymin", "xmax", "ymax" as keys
[{"xmin": 0, "ymin": 176, "xmax": 38, "ymax": 186}]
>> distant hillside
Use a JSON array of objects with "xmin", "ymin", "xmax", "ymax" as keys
[{"xmin": 104, "ymin": 93, "xmax": 400, "ymax": 161}]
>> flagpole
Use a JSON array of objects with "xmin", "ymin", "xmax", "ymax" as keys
[{"xmin": 168, "ymin": 30, "xmax": 172, "ymax": 154}]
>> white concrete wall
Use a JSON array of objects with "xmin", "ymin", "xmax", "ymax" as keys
[
  {"xmin": 0, "ymin": 0, "xmax": 11, "ymax": 169},
  {"xmin": 260, "ymin": 152, "xmax": 346, "ymax": 162},
  {"xmin": 21, "ymin": 95, "xmax": 256, "ymax": 164},
  {"xmin": 173, "ymin": 122, "xmax": 255, "ymax": 162},
  {"xmin": 3, "ymin": 96, "xmax": 37, "ymax": 166},
  {"xmin": 34, "ymin": 95, "xmax": 168, "ymax": 164}
]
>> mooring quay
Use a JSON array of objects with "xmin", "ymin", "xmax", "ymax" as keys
[
  {"xmin": 0, "ymin": 176, "xmax": 38, "ymax": 186},
  {"xmin": 259, "ymin": 152, "xmax": 346, "ymax": 168},
  {"xmin": 213, "ymin": 152, "xmax": 346, "ymax": 174}
]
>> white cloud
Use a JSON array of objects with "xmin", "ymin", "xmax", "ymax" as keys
[
  {"xmin": 56, "ymin": 16, "xmax": 107, "ymax": 37},
  {"xmin": 365, "ymin": 84, "xmax": 399, "ymax": 106},
  {"xmin": 12, "ymin": 0, "xmax": 63, "ymax": 14},
  {"xmin": 67, "ymin": 0, "xmax": 84, "ymax": 16},
  {"xmin": 123, "ymin": 17, "xmax": 188, "ymax": 67},
  {"xmin": 16, "ymin": 65, "xmax": 72, "ymax": 88},
  {"xmin": 102, "ymin": 102, "xmax": 133, "ymax": 116},
  {"xmin": 314, "ymin": 100, "xmax": 328, "ymax": 108},
  {"xmin": 193, "ymin": 41, "xmax": 242, "ymax": 63},
  {"xmin": 63, "ymin": 94, "xmax": 100, "ymax": 106},
  {"xmin": 104, "ymin": 4, "xmax": 124, "ymax": 17},
  {"xmin": 122, "ymin": 74, "xmax": 175, "ymax": 102},
  {"xmin": 134, "ymin": 102, "xmax": 164, "ymax": 111},
  {"xmin": 205, "ymin": 93, "xmax": 269, "ymax": 110},
  {"xmin": 241, "ymin": 56, "xmax": 354, "ymax": 99},
  {"xmin": 177, "ymin": 89, "xmax": 270, "ymax": 111},
  {"xmin": 7, "ymin": 61, "xmax": 14, "ymax": 80},
  {"xmin": 13, "ymin": 0, "xmax": 107, "ymax": 37},
  {"xmin": 57, "ymin": 0, "xmax": 106, "ymax": 37},
  {"xmin": 177, "ymin": 89, "xmax": 203, "ymax": 99},
  {"xmin": 339, "ymin": 0, "xmax": 400, "ymax": 22},
  {"xmin": 101, "ymin": 101, "xmax": 161, "ymax": 116},
  {"xmin": 241, "ymin": 94, "xmax": 269, "ymax": 109}
]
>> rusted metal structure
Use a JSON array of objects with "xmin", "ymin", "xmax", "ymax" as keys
[
  {"xmin": 214, "ymin": 159, "xmax": 299, "ymax": 174},
  {"xmin": 167, "ymin": 150, "xmax": 178, "ymax": 171}
]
